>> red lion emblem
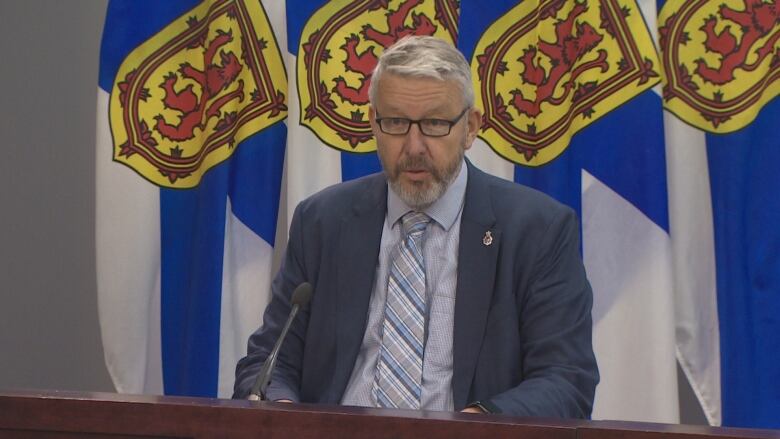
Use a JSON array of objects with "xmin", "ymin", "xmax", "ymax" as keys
[
  {"xmin": 111, "ymin": 0, "xmax": 287, "ymax": 186},
  {"xmin": 659, "ymin": 0, "xmax": 779, "ymax": 131},
  {"xmin": 154, "ymin": 30, "xmax": 245, "ymax": 141},
  {"xmin": 473, "ymin": 0, "xmax": 660, "ymax": 164},
  {"xmin": 332, "ymin": 0, "xmax": 437, "ymax": 106},
  {"xmin": 299, "ymin": 0, "xmax": 458, "ymax": 151},
  {"xmin": 696, "ymin": 0, "xmax": 780, "ymax": 85},
  {"xmin": 509, "ymin": 1, "xmax": 606, "ymax": 118}
]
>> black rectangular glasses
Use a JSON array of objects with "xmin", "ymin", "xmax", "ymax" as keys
[{"xmin": 375, "ymin": 108, "xmax": 470, "ymax": 137}]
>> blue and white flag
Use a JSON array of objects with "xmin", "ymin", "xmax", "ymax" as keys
[
  {"xmin": 658, "ymin": 0, "xmax": 779, "ymax": 427},
  {"xmin": 97, "ymin": 0, "xmax": 288, "ymax": 397},
  {"xmin": 459, "ymin": 0, "xmax": 679, "ymax": 423}
]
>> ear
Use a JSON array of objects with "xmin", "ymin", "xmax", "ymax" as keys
[{"xmin": 464, "ymin": 107, "xmax": 482, "ymax": 150}]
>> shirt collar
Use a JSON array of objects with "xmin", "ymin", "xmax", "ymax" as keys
[{"xmin": 387, "ymin": 159, "xmax": 467, "ymax": 231}]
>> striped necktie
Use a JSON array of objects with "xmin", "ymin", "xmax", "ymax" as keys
[{"xmin": 373, "ymin": 211, "xmax": 431, "ymax": 409}]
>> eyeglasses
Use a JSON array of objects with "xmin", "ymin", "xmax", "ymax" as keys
[{"xmin": 375, "ymin": 108, "xmax": 470, "ymax": 137}]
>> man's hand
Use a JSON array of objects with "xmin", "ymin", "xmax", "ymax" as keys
[
  {"xmin": 275, "ymin": 399, "xmax": 293, "ymax": 403},
  {"xmin": 460, "ymin": 406, "xmax": 484, "ymax": 414}
]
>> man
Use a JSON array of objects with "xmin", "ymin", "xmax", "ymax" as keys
[{"xmin": 234, "ymin": 36, "xmax": 598, "ymax": 417}]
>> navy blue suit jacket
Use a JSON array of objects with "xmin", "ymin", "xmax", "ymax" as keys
[{"xmin": 234, "ymin": 161, "xmax": 599, "ymax": 417}]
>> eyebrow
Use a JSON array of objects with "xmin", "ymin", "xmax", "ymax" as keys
[{"xmin": 378, "ymin": 104, "xmax": 454, "ymax": 118}]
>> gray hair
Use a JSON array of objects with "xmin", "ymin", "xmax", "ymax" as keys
[{"xmin": 368, "ymin": 36, "xmax": 474, "ymax": 108}]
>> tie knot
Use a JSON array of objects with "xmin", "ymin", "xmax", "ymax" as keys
[{"xmin": 401, "ymin": 212, "xmax": 430, "ymax": 239}]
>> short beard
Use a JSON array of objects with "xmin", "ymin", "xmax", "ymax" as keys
[{"xmin": 387, "ymin": 150, "xmax": 464, "ymax": 210}]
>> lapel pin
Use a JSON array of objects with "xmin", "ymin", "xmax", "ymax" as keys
[{"xmin": 483, "ymin": 230, "xmax": 493, "ymax": 246}]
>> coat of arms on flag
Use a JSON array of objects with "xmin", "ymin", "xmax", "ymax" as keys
[
  {"xmin": 109, "ymin": 0, "xmax": 287, "ymax": 187},
  {"xmin": 472, "ymin": 0, "xmax": 660, "ymax": 166},
  {"xmin": 659, "ymin": 0, "xmax": 779, "ymax": 132}
]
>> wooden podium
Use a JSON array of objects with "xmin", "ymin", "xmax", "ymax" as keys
[{"xmin": 1, "ymin": 390, "xmax": 777, "ymax": 439}]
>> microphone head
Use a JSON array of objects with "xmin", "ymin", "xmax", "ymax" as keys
[{"xmin": 291, "ymin": 282, "xmax": 313, "ymax": 307}]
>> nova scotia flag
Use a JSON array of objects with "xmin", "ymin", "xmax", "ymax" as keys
[
  {"xmin": 97, "ymin": 0, "xmax": 288, "ymax": 397},
  {"xmin": 458, "ymin": 0, "xmax": 680, "ymax": 423}
]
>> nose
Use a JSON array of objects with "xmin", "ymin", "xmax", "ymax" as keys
[{"xmin": 403, "ymin": 123, "xmax": 427, "ymax": 155}]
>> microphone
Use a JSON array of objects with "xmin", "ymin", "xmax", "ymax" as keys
[{"xmin": 248, "ymin": 282, "xmax": 313, "ymax": 401}]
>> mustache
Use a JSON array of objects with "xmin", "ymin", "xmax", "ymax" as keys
[{"xmin": 397, "ymin": 156, "xmax": 434, "ymax": 173}]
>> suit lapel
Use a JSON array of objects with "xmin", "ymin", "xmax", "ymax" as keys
[
  {"xmin": 330, "ymin": 175, "xmax": 387, "ymax": 401},
  {"xmin": 452, "ymin": 163, "xmax": 500, "ymax": 409}
]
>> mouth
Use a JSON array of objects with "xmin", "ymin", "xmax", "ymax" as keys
[{"xmin": 401, "ymin": 169, "xmax": 430, "ymax": 180}]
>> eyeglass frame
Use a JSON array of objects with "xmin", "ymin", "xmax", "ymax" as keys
[{"xmin": 374, "ymin": 107, "xmax": 471, "ymax": 137}]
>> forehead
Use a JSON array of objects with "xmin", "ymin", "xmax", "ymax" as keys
[{"xmin": 372, "ymin": 73, "xmax": 464, "ymax": 115}]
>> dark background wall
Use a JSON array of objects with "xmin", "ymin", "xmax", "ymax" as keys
[
  {"xmin": 0, "ymin": 0, "xmax": 706, "ymax": 424},
  {"xmin": 0, "ymin": 0, "xmax": 112, "ymax": 392}
]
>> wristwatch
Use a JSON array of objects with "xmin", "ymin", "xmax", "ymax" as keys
[{"xmin": 466, "ymin": 400, "xmax": 500, "ymax": 414}]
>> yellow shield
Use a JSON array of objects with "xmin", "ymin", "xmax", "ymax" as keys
[
  {"xmin": 109, "ymin": 0, "xmax": 287, "ymax": 188},
  {"xmin": 297, "ymin": 0, "xmax": 460, "ymax": 153},
  {"xmin": 659, "ymin": 0, "xmax": 780, "ymax": 133},
  {"xmin": 472, "ymin": 0, "xmax": 661, "ymax": 166}
]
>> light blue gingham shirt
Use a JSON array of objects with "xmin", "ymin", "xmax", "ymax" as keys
[{"xmin": 340, "ymin": 160, "xmax": 467, "ymax": 410}]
